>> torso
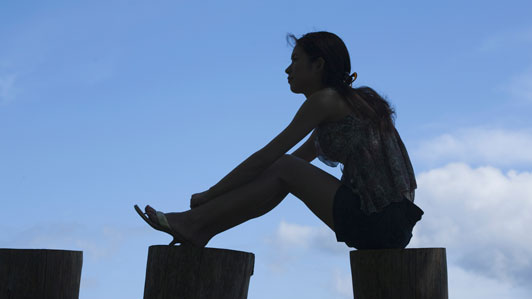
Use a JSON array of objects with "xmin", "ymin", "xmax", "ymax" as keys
[{"xmin": 313, "ymin": 88, "xmax": 418, "ymax": 215}]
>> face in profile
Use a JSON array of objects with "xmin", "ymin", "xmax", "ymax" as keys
[{"xmin": 285, "ymin": 45, "xmax": 318, "ymax": 94}]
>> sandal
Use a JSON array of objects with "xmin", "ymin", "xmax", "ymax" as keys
[{"xmin": 134, "ymin": 204, "xmax": 192, "ymax": 246}]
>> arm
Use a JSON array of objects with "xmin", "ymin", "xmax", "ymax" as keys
[
  {"xmin": 291, "ymin": 129, "xmax": 318, "ymax": 162},
  {"xmin": 206, "ymin": 91, "xmax": 334, "ymax": 199}
]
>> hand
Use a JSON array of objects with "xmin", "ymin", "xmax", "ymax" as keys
[{"xmin": 190, "ymin": 190, "xmax": 213, "ymax": 208}]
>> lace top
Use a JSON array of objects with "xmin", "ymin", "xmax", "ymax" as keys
[{"xmin": 314, "ymin": 114, "xmax": 417, "ymax": 215}]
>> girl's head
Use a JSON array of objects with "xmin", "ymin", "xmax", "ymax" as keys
[
  {"xmin": 285, "ymin": 31, "xmax": 355, "ymax": 97},
  {"xmin": 285, "ymin": 31, "xmax": 396, "ymax": 133}
]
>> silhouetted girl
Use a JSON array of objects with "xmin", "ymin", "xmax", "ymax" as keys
[{"xmin": 135, "ymin": 31, "xmax": 423, "ymax": 249}]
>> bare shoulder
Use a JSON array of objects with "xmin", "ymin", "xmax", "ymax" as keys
[{"xmin": 306, "ymin": 88, "xmax": 351, "ymax": 122}]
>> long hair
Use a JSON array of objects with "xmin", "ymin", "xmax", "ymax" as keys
[{"xmin": 286, "ymin": 31, "xmax": 396, "ymax": 133}]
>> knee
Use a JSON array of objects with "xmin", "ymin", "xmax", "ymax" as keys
[
  {"xmin": 264, "ymin": 154, "xmax": 291, "ymax": 174},
  {"xmin": 268, "ymin": 154, "xmax": 302, "ymax": 178},
  {"xmin": 252, "ymin": 155, "xmax": 292, "ymax": 188},
  {"xmin": 273, "ymin": 154, "xmax": 297, "ymax": 168}
]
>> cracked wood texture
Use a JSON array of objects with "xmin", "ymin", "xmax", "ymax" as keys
[
  {"xmin": 0, "ymin": 248, "xmax": 83, "ymax": 299},
  {"xmin": 350, "ymin": 248, "xmax": 448, "ymax": 299},
  {"xmin": 144, "ymin": 245, "xmax": 254, "ymax": 299}
]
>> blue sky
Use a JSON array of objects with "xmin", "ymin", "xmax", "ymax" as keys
[{"xmin": 1, "ymin": 0, "xmax": 532, "ymax": 298}]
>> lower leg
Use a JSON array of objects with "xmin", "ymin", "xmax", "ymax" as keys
[{"xmin": 178, "ymin": 169, "xmax": 289, "ymax": 246}]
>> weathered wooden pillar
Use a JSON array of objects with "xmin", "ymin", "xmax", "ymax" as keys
[
  {"xmin": 144, "ymin": 245, "xmax": 255, "ymax": 299},
  {"xmin": 350, "ymin": 248, "xmax": 448, "ymax": 299},
  {"xmin": 0, "ymin": 248, "xmax": 83, "ymax": 299}
]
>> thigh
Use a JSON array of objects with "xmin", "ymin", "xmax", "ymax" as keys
[{"xmin": 272, "ymin": 154, "xmax": 342, "ymax": 231}]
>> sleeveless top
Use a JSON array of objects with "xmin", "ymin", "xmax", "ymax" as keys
[{"xmin": 314, "ymin": 114, "xmax": 417, "ymax": 215}]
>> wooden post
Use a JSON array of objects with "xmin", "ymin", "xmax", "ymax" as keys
[
  {"xmin": 350, "ymin": 248, "xmax": 448, "ymax": 299},
  {"xmin": 0, "ymin": 248, "xmax": 83, "ymax": 299},
  {"xmin": 143, "ymin": 245, "xmax": 255, "ymax": 299}
]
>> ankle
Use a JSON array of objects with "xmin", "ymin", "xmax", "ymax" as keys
[{"xmin": 181, "ymin": 211, "xmax": 211, "ymax": 247}]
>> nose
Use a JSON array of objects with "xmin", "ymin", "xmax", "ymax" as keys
[{"xmin": 285, "ymin": 66, "xmax": 290, "ymax": 75}]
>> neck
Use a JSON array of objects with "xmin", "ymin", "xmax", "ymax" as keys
[{"xmin": 303, "ymin": 82, "xmax": 327, "ymax": 98}]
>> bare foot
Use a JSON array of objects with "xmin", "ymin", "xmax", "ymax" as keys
[{"xmin": 145, "ymin": 205, "xmax": 210, "ymax": 247}]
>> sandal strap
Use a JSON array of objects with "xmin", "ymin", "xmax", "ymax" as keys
[{"xmin": 156, "ymin": 211, "xmax": 171, "ymax": 230}]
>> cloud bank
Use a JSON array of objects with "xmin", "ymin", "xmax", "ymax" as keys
[
  {"xmin": 412, "ymin": 163, "xmax": 532, "ymax": 287},
  {"xmin": 415, "ymin": 128, "xmax": 532, "ymax": 167}
]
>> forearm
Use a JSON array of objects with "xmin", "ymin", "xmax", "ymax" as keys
[{"xmin": 206, "ymin": 152, "xmax": 269, "ymax": 199}]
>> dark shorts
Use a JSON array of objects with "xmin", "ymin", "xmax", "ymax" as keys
[{"xmin": 332, "ymin": 184, "xmax": 424, "ymax": 250}]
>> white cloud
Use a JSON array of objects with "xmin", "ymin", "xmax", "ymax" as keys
[
  {"xmin": 448, "ymin": 265, "xmax": 531, "ymax": 299},
  {"xmin": 415, "ymin": 128, "xmax": 532, "ymax": 167},
  {"xmin": 263, "ymin": 220, "xmax": 349, "ymax": 275},
  {"xmin": 275, "ymin": 220, "xmax": 314, "ymax": 248},
  {"xmin": 269, "ymin": 220, "xmax": 348, "ymax": 254},
  {"xmin": 411, "ymin": 163, "xmax": 532, "ymax": 288}
]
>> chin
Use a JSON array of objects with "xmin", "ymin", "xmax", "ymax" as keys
[{"xmin": 289, "ymin": 84, "xmax": 301, "ymax": 94}]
